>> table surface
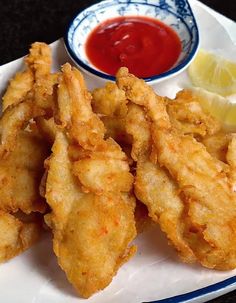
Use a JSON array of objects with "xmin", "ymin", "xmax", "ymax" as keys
[{"xmin": 0, "ymin": 0, "xmax": 236, "ymax": 302}]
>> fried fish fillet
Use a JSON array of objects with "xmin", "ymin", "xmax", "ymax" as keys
[
  {"xmin": 126, "ymin": 103, "xmax": 195, "ymax": 262},
  {"xmin": 153, "ymin": 129, "xmax": 236, "ymax": 269},
  {"xmin": 0, "ymin": 42, "xmax": 57, "ymax": 263},
  {"xmin": 45, "ymin": 132, "xmax": 136, "ymax": 298},
  {"xmin": 117, "ymin": 67, "xmax": 236, "ymax": 270},
  {"xmin": 0, "ymin": 86, "xmax": 49, "ymax": 215},
  {"xmin": 45, "ymin": 64, "xmax": 136, "ymax": 298}
]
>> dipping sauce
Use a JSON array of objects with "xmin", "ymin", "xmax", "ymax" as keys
[{"xmin": 85, "ymin": 16, "xmax": 182, "ymax": 78}]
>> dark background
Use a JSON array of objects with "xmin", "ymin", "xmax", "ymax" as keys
[
  {"xmin": 0, "ymin": 0, "xmax": 236, "ymax": 302},
  {"xmin": 0, "ymin": 0, "xmax": 235, "ymax": 65}
]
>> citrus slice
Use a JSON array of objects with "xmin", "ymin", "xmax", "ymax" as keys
[
  {"xmin": 189, "ymin": 87, "xmax": 236, "ymax": 131},
  {"xmin": 188, "ymin": 49, "xmax": 236, "ymax": 96}
]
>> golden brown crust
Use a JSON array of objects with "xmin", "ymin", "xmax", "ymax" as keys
[
  {"xmin": 45, "ymin": 65, "xmax": 137, "ymax": 298},
  {"xmin": 0, "ymin": 211, "xmax": 41, "ymax": 263},
  {"xmin": 117, "ymin": 68, "xmax": 236, "ymax": 270},
  {"xmin": 2, "ymin": 70, "xmax": 34, "ymax": 111}
]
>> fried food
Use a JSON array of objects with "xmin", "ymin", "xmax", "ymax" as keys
[
  {"xmin": 2, "ymin": 40, "xmax": 236, "ymax": 297},
  {"xmin": 92, "ymin": 82, "xmax": 128, "ymax": 117},
  {"xmin": 72, "ymin": 139, "xmax": 133, "ymax": 194},
  {"xmin": 125, "ymin": 103, "xmax": 151, "ymax": 161},
  {"xmin": 117, "ymin": 67, "xmax": 236, "ymax": 270},
  {"xmin": 0, "ymin": 54, "xmax": 50, "ymax": 214},
  {"xmin": 56, "ymin": 64, "xmax": 105, "ymax": 149},
  {"xmin": 92, "ymin": 82, "xmax": 131, "ymax": 145},
  {"xmin": 226, "ymin": 135, "xmax": 236, "ymax": 190},
  {"xmin": 202, "ymin": 132, "xmax": 232, "ymax": 162},
  {"xmin": 0, "ymin": 211, "xmax": 41, "ymax": 263},
  {"xmin": 0, "ymin": 130, "xmax": 49, "ymax": 214},
  {"xmin": 25, "ymin": 42, "xmax": 57, "ymax": 113},
  {"xmin": 126, "ymin": 103, "xmax": 195, "ymax": 262},
  {"xmin": 167, "ymin": 89, "xmax": 221, "ymax": 137},
  {"xmin": 35, "ymin": 117, "xmax": 58, "ymax": 144},
  {"xmin": 2, "ymin": 70, "xmax": 34, "ymax": 111},
  {"xmin": 116, "ymin": 67, "xmax": 170, "ymax": 129},
  {"xmin": 101, "ymin": 116, "xmax": 132, "ymax": 145},
  {"xmin": 0, "ymin": 100, "xmax": 35, "ymax": 155},
  {"xmin": 26, "ymin": 42, "xmax": 51, "ymax": 76},
  {"xmin": 154, "ymin": 129, "xmax": 236, "ymax": 269},
  {"xmin": 0, "ymin": 42, "xmax": 55, "ymax": 263},
  {"xmin": 44, "ymin": 64, "xmax": 136, "ymax": 298},
  {"xmin": 45, "ymin": 131, "xmax": 136, "ymax": 298}
]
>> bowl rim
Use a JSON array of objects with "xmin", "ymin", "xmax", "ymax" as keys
[{"xmin": 64, "ymin": 0, "xmax": 199, "ymax": 83}]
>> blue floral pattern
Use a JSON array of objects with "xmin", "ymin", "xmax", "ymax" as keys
[
  {"xmin": 159, "ymin": 0, "xmax": 171, "ymax": 10},
  {"xmin": 65, "ymin": 0, "xmax": 199, "ymax": 82},
  {"xmin": 173, "ymin": 0, "xmax": 191, "ymax": 16}
]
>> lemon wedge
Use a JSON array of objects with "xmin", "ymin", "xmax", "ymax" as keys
[
  {"xmin": 188, "ymin": 49, "xmax": 236, "ymax": 96},
  {"xmin": 189, "ymin": 87, "xmax": 236, "ymax": 131}
]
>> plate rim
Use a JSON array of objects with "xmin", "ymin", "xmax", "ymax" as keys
[{"xmin": 147, "ymin": 276, "xmax": 236, "ymax": 303}]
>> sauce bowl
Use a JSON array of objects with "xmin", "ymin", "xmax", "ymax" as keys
[{"xmin": 64, "ymin": 0, "xmax": 199, "ymax": 85}]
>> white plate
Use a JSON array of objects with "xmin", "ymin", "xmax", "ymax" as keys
[{"xmin": 0, "ymin": 1, "xmax": 236, "ymax": 303}]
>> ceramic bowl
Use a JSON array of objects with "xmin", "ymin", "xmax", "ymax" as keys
[{"xmin": 64, "ymin": 0, "xmax": 199, "ymax": 84}]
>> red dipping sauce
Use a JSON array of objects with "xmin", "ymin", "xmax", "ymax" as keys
[{"xmin": 85, "ymin": 16, "xmax": 182, "ymax": 78}]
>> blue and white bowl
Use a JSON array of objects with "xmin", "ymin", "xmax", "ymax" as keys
[{"xmin": 64, "ymin": 0, "xmax": 199, "ymax": 84}]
